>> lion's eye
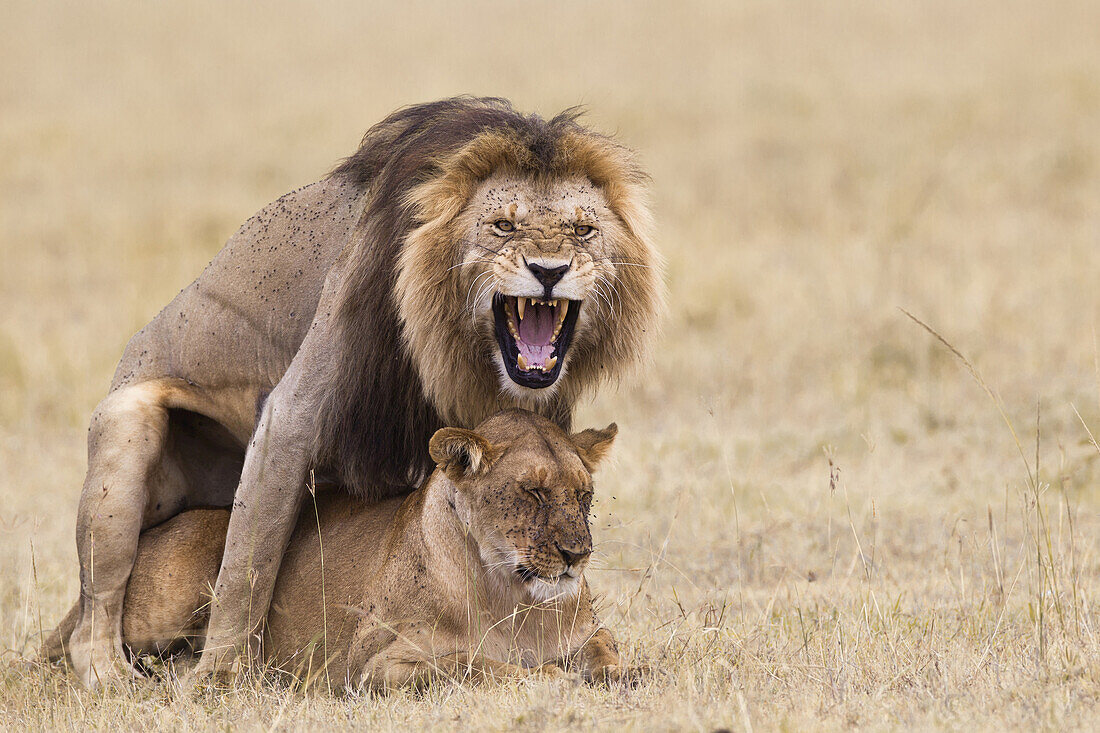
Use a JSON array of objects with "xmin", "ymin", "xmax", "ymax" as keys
[
  {"xmin": 573, "ymin": 224, "xmax": 596, "ymax": 238},
  {"xmin": 524, "ymin": 487, "xmax": 547, "ymax": 504},
  {"xmin": 493, "ymin": 219, "xmax": 515, "ymax": 233}
]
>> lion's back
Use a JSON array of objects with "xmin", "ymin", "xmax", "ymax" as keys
[{"xmin": 110, "ymin": 176, "xmax": 365, "ymax": 393}]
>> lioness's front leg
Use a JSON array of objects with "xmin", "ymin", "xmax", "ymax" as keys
[
  {"xmin": 365, "ymin": 648, "xmax": 567, "ymax": 691},
  {"xmin": 192, "ymin": 360, "xmax": 320, "ymax": 682},
  {"xmin": 573, "ymin": 626, "xmax": 641, "ymax": 686},
  {"xmin": 349, "ymin": 621, "xmax": 568, "ymax": 691}
]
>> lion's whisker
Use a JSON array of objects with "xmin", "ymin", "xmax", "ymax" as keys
[
  {"xmin": 591, "ymin": 281, "xmax": 614, "ymax": 319},
  {"xmin": 475, "ymin": 278, "xmax": 497, "ymax": 304},
  {"xmin": 470, "ymin": 278, "xmax": 497, "ymax": 319},
  {"xmin": 471, "ymin": 241, "xmax": 501, "ymax": 256},
  {"xmin": 587, "ymin": 282, "xmax": 606, "ymax": 316},
  {"xmin": 464, "ymin": 270, "xmax": 496, "ymax": 315},
  {"xmin": 593, "ymin": 259, "xmax": 653, "ymax": 269},
  {"xmin": 447, "ymin": 259, "xmax": 495, "ymax": 273},
  {"xmin": 596, "ymin": 275, "xmax": 622, "ymax": 319}
]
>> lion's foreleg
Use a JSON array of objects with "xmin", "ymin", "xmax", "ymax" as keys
[{"xmin": 191, "ymin": 365, "xmax": 319, "ymax": 682}]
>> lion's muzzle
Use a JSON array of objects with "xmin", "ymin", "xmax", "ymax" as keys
[{"xmin": 492, "ymin": 295, "xmax": 581, "ymax": 389}]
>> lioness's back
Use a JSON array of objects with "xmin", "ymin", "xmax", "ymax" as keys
[
  {"xmin": 263, "ymin": 490, "xmax": 407, "ymax": 678},
  {"xmin": 94, "ymin": 491, "xmax": 405, "ymax": 679}
]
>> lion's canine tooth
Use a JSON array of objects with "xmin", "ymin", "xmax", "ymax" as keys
[
  {"xmin": 517, "ymin": 353, "xmax": 529, "ymax": 370},
  {"xmin": 516, "ymin": 297, "xmax": 526, "ymax": 321},
  {"xmin": 558, "ymin": 300, "xmax": 569, "ymax": 321},
  {"xmin": 545, "ymin": 356, "xmax": 558, "ymax": 370}
]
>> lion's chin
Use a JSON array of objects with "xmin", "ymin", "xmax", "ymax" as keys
[{"xmin": 492, "ymin": 294, "xmax": 581, "ymax": 390}]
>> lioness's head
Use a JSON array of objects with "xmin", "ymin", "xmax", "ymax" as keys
[
  {"xmin": 429, "ymin": 409, "xmax": 617, "ymax": 602},
  {"xmin": 386, "ymin": 98, "xmax": 664, "ymax": 420}
]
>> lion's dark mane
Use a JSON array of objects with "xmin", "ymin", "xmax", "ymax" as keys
[{"xmin": 313, "ymin": 97, "xmax": 584, "ymax": 498}]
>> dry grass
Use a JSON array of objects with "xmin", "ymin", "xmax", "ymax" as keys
[{"xmin": 3, "ymin": 0, "xmax": 1100, "ymax": 729}]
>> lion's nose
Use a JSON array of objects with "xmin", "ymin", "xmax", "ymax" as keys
[
  {"xmin": 557, "ymin": 544, "xmax": 591, "ymax": 567},
  {"xmin": 527, "ymin": 262, "xmax": 570, "ymax": 292}
]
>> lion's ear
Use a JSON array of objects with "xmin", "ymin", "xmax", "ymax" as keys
[
  {"xmin": 571, "ymin": 423, "xmax": 618, "ymax": 472},
  {"xmin": 429, "ymin": 428, "xmax": 502, "ymax": 482}
]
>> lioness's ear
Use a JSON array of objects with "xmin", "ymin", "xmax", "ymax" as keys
[
  {"xmin": 429, "ymin": 427, "xmax": 502, "ymax": 482},
  {"xmin": 571, "ymin": 423, "xmax": 618, "ymax": 472}
]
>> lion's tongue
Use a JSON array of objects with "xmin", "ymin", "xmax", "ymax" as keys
[{"xmin": 517, "ymin": 303, "xmax": 556, "ymax": 368}]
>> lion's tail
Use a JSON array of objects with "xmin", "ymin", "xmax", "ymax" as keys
[{"xmin": 39, "ymin": 601, "xmax": 80, "ymax": 662}]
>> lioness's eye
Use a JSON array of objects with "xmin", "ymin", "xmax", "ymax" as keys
[
  {"xmin": 493, "ymin": 219, "xmax": 515, "ymax": 233},
  {"xmin": 573, "ymin": 224, "xmax": 595, "ymax": 238},
  {"xmin": 524, "ymin": 487, "xmax": 547, "ymax": 504}
]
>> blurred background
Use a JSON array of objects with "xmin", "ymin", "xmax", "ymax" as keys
[{"xmin": 2, "ymin": 1, "xmax": 1099, "ymax": 728}]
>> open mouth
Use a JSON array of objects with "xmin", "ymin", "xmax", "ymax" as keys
[{"xmin": 492, "ymin": 294, "xmax": 580, "ymax": 389}]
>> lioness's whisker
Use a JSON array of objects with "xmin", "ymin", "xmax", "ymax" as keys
[{"xmin": 481, "ymin": 557, "xmax": 518, "ymax": 570}]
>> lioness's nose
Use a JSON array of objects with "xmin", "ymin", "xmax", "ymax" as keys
[
  {"xmin": 557, "ymin": 545, "xmax": 591, "ymax": 567},
  {"xmin": 528, "ymin": 262, "xmax": 569, "ymax": 291}
]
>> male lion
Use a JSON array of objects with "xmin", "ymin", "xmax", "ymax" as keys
[
  {"xmin": 47, "ymin": 411, "xmax": 632, "ymax": 690},
  {"xmin": 67, "ymin": 97, "xmax": 663, "ymax": 688}
]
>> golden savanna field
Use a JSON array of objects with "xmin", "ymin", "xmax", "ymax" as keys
[{"xmin": 2, "ymin": 0, "xmax": 1100, "ymax": 729}]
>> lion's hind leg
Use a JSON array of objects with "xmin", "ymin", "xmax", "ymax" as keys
[
  {"xmin": 68, "ymin": 379, "xmax": 217, "ymax": 689},
  {"xmin": 48, "ymin": 509, "xmax": 230, "ymax": 676},
  {"xmin": 40, "ymin": 601, "xmax": 80, "ymax": 663}
]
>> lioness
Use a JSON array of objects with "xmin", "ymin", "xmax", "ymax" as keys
[
  {"xmin": 47, "ymin": 411, "xmax": 630, "ymax": 689},
  {"xmin": 69, "ymin": 97, "xmax": 663, "ymax": 687}
]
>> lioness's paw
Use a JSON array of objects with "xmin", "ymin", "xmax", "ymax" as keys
[
  {"xmin": 533, "ymin": 663, "xmax": 581, "ymax": 685},
  {"xmin": 588, "ymin": 663, "xmax": 651, "ymax": 688}
]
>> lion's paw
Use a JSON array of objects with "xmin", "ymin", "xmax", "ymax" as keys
[
  {"xmin": 184, "ymin": 656, "xmax": 244, "ymax": 696},
  {"xmin": 73, "ymin": 646, "xmax": 146, "ymax": 691}
]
